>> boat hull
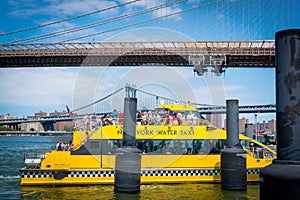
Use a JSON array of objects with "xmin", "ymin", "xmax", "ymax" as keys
[{"xmin": 20, "ymin": 167, "xmax": 261, "ymax": 186}]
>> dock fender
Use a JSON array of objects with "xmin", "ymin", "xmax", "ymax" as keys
[{"xmin": 53, "ymin": 170, "xmax": 68, "ymax": 180}]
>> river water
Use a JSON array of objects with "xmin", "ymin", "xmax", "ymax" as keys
[{"xmin": 0, "ymin": 136, "xmax": 260, "ymax": 200}]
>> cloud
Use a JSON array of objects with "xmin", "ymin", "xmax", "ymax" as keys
[
  {"xmin": 0, "ymin": 68, "xmax": 77, "ymax": 106},
  {"xmin": 8, "ymin": 0, "xmax": 118, "ymax": 18},
  {"xmin": 118, "ymin": 0, "xmax": 183, "ymax": 21}
]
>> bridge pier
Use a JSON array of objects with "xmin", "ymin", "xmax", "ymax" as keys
[
  {"xmin": 6, "ymin": 123, "xmax": 19, "ymax": 130},
  {"xmin": 41, "ymin": 121, "xmax": 54, "ymax": 131},
  {"xmin": 260, "ymin": 29, "xmax": 300, "ymax": 199}
]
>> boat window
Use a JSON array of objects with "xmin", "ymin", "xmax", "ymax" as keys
[
  {"xmin": 193, "ymin": 139, "xmax": 224, "ymax": 154},
  {"xmin": 135, "ymin": 139, "xmax": 225, "ymax": 155},
  {"xmin": 136, "ymin": 140, "xmax": 149, "ymax": 154},
  {"xmin": 164, "ymin": 140, "xmax": 175, "ymax": 154},
  {"xmin": 152, "ymin": 140, "xmax": 165, "ymax": 154}
]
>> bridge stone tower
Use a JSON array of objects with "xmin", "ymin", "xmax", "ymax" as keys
[{"xmin": 260, "ymin": 29, "xmax": 300, "ymax": 199}]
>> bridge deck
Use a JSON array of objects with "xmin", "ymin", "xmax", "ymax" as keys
[{"xmin": 0, "ymin": 41, "xmax": 275, "ymax": 68}]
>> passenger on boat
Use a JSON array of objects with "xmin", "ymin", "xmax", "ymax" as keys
[
  {"xmin": 102, "ymin": 113, "xmax": 109, "ymax": 126},
  {"xmin": 184, "ymin": 147, "xmax": 193, "ymax": 154},
  {"xmin": 136, "ymin": 110, "xmax": 142, "ymax": 125},
  {"xmin": 186, "ymin": 111, "xmax": 197, "ymax": 125},
  {"xmin": 155, "ymin": 111, "xmax": 162, "ymax": 125},
  {"xmin": 98, "ymin": 116, "xmax": 104, "ymax": 127},
  {"xmin": 141, "ymin": 112, "xmax": 148, "ymax": 125},
  {"xmin": 172, "ymin": 112, "xmax": 179, "ymax": 125},
  {"xmin": 55, "ymin": 140, "xmax": 63, "ymax": 151},
  {"xmin": 165, "ymin": 112, "xmax": 172, "ymax": 125},
  {"xmin": 90, "ymin": 113, "xmax": 97, "ymax": 131},
  {"xmin": 194, "ymin": 141, "xmax": 202, "ymax": 154},
  {"xmin": 112, "ymin": 109, "xmax": 119, "ymax": 124},
  {"xmin": 106, "ymin": 113, "xmax": 115, "ymax": 125},
  {"xmin": 68, "ymin": 140, "xmax": 74, "ymax": 151},
  {"xmin": 177, "ymin": 112, "xmax": 183, "ymax": 125},
  {"xmin": 148, "ymin": 111, "xmax": 156, "ymax": 125},
  {"xmin": 84, "ymin": 113, "xmax": 90, "ymax": 131},
  {"xmin": 63, "ymin": 141, "xmax": 69, "ymax": 151}
]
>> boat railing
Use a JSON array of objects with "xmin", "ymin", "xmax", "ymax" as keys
[
  {"xmin": 23, "ymin": 149, "xmax": 46, "ymax": 169},
  {"xmin": 244, "ymin": 145, "xmax": 276, "ymax": 159},
  {"xmin": 72, "ymin": 115, "xmax": 215, "ymax": 131}
]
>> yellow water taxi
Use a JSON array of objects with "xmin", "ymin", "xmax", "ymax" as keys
[{"xmin": 20, "ymin": 104, "xmax": 276, "ymax": 186}]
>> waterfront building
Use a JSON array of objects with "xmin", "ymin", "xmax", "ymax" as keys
[{"xmin": 254, "ymin": 119, "xmax": 276, "ymax": 134}]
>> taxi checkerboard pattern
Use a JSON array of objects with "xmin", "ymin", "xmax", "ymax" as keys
[{"xmin": 21, "ymin": 168, "xmax": 260, "ymax": 178}]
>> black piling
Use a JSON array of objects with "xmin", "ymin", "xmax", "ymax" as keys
[
  {"xmin": 260, "ymin": 29, "xmax": 300, "ymax": 199},
  {"xmin": 114, "ymin": 86, "xmax": 141, "ymax": 193},
  {"xmin": 221, "ymin": 99, "xmax": 247, "ymax": 190},
  {"xmin": 245, "ymin": 123, "xmax": 253, "ymax": 148}
]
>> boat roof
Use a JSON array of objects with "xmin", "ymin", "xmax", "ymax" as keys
[{"xmin": 155, "ymin": 104, "xmax": 197, "ymax": 111}]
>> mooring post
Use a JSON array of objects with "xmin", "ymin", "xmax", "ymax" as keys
[
  {"xmin": 260, "ymin": 29, "xmax": 300, "ymax": 199},
  {"xmin": 114, "ymin": 86, "xmax": 141, "ymax": 193},
  {"xmin": 221, "ymin": 99, "xmax": 247, "ymax": 190},
  {"xmin": 245, "ymin": 123, "xmax": 253, "ymax": 148}
]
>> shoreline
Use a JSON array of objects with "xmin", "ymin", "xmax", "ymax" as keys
[{"xmin": 0, "ymin": 131, "xmax": 72, "ymax": 137}]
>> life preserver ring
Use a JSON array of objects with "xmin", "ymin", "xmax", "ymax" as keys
[{"xmin": 53, "ymin": 171, "xmax": 68, "ymax": 180}]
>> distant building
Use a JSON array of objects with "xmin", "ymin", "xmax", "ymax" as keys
[
  {"xmin": 49, "ymin": 110, "xmax": 67, "ymax": 116},
  {"xmin": 35, "ymin": 111, "xmax": 47, "ymax": 118},
  {"xmin": 267, "ymin": 119, "xmax": 276, "ymax": 134},
  {"xmin": 54, "ymin": 121, "xmax": 73, "ymax": 131},
  {"xmin": 49, "ymin": 110, "xmax": 72, "ymax": 131},
  {"xmin": 254, "ymin": 119, "xmax": 276, "ymax": 134},
  {"xmin": 239, "ymin": 118, "xmax": 248, "ymax": 133},
  {"xmin": 223, "ymin": 117, "xmax": 248, "ymax": 133},
  {"xmin": 206, "ymin": 114, "xmax": 222, "ymax": 128}
]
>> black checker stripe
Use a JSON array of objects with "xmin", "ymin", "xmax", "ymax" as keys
[
  {"xmin": 247, "ymin": 168, "xmax": 260, "ymax": 174},
  {"xmin": 68, "ymin": 170, "xmax": 114, "ymax": 178},
  {"xmin": 21, "ymin": 171, "xmax": 53, "ymax": 178},
  {"xmin": 141, "ymin": 169, "xmax": 221, "ymax": 177},
  {"xmin": 21, "ymin": 168, "xmax": 260, "ymax": 179}
]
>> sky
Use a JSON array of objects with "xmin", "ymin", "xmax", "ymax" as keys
[{"xmin": 0, "ymin": 0, "xmax": 299, "ymax": 124}]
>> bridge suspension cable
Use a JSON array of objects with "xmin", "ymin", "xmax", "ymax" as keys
[
  {"xmin": 72, "ymin": 88, "xmax": 123, "ymax": 113},
  {"xmin": 126, "ymin": 86, "xmax": 221, "ymax": 108},
  {"xmin": 71, "ymin": 85, "xmax": 222, "ymax": 114},
  {"xmin": 16, "ymin": 0, "xmax": 188, "ymax": 43},
  {"xmin": 62, "ymin": 0, "xmax": 223, "ymax": 43},
  {"xmin": 1, "ymin": 0, "xmax": 140, "ymax": 37}
]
